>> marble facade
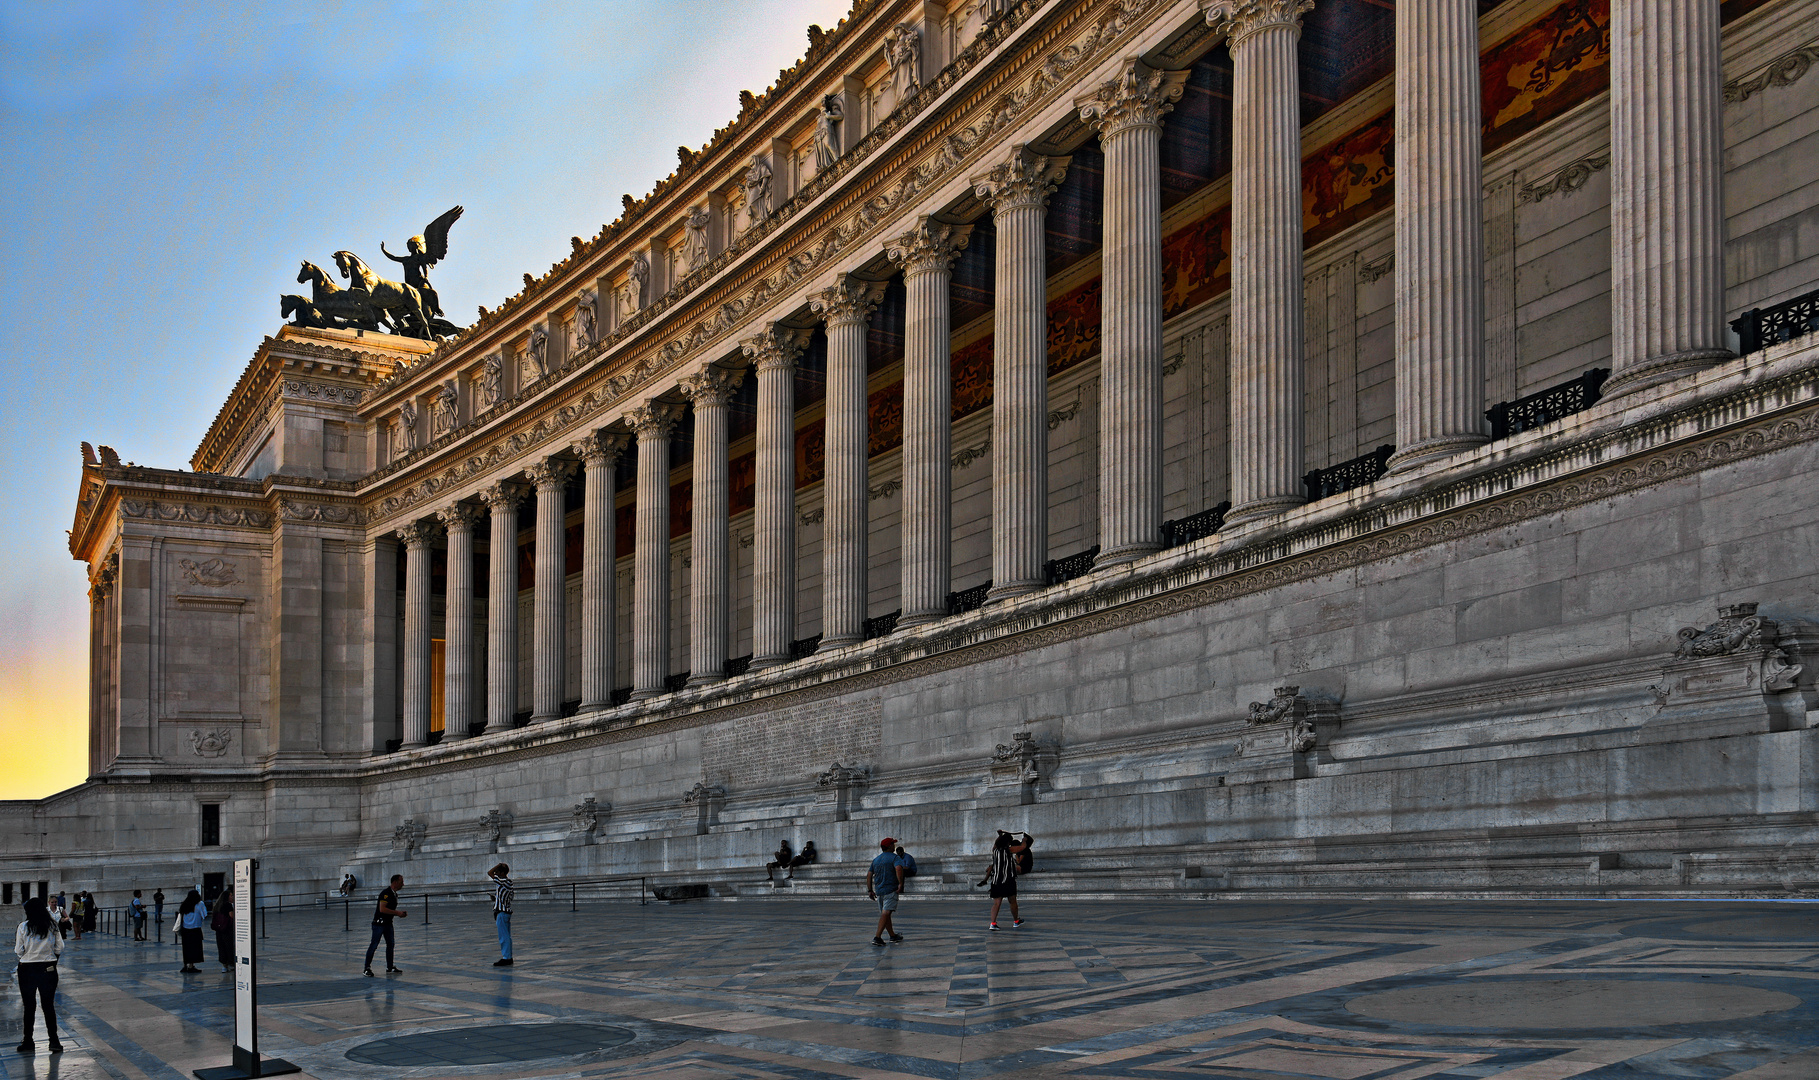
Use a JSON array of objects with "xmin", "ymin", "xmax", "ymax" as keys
[{"xmin": 10, "ymin": 0, "xmax": 1819, "ymax": 901}]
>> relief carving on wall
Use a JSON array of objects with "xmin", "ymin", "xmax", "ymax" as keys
[
  {"xmin": 570, "ymin": 796, "xmax": 607, "ymax": 839},
  {"xmin": 475, "ymin": 807, "xmax": 514, "ymax": 852},
  {"xmin": 1247, "ymin": 685, "xmax": 1317, "ymax": 754},
  {"xmin": 391, "ymin": 819, "xmax": 427, "ymax": 855},
  {"xmin": 190, "ymin": 728, "xmax": 233, "ymax": 758},
  {"xmin": 990, "ymin": 731, "xmax": 1054, "ymax": 804},
  {"xmin": 178, "ymin": 558, "xmax": 238, "ymax": 587}
]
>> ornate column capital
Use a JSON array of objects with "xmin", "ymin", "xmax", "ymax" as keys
[
  {"xmin": 1076, "ymin": 58, "xmax": 1189, "ymax": 136},
  {"xmin": 626, "ymin": 400, "xmax": 684, "ymax": 439},
  {"xmin": 972, "ymin": 146, "xmax": 1071, "ymax": 214},
  {"xmin": 885, "ymin": 216, "xmax": 973, "ymax": 277},
  {"xmin": 572, "ymin": 429, "xmax": 629, "ymax": 467},
  {"xmin": 1201, "ymin": 0, "xmax": 1312, "ymax": 50},
  {"xmin": 740, "ymin": 323, "xmax": 814, "ymax": 375},
  {"xmin": 480, "ymin": 480, "xmax": 528, "ymax": 512},
  {"xmin": 524, "ymin": 457, "xmax": 577, "ymax": 491},
  {"xmin": 679, "ymin": 365, "xmax": 747, "ymax": 408},
  {"xmin": 435, "ymin": 502, "xmax": 484, "ymax": 533},
  {"xmin": 808, "ymin": 275, "xmax": 889, "ymax": 329},
  {"xmin": 397, "ymin": 518, "xmax": 441, "ymax": 549}
]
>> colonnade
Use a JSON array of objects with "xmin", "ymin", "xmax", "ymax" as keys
[{"xmin": 388, "ymin": 0, "xmax": 1731, "ymax": 745}]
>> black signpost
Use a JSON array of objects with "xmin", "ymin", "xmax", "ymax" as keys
[{"xmin": 194, "ymin": 859, "xmax": 299, "ymax": 1080}]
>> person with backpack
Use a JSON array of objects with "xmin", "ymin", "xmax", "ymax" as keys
[
  {"xmin": 176, "ymin": 890, "xmax": 207, "ymax": 972},
  {"xmin": 864, "ymin": 837, "xmax": 906, "ymax": 947},
  {"xmin": 129, "ymin": 891, "xmax": 147, "ymax": 941},
  {"xmin": 488, "ymin": 863, "xmax": 514, "ymax": 967},
  {"xmin": 977, "ymin": 830, "xmax": 1033, "ymax": 930},
  {"xmin": 14, "ymin": 896, "xmax": 63, "ymax": 1054},
  {"xmin": 362, "ymin": 874, "xmax": 408, "ymax": 977},
  {"xmin": 212, "ymin": 893, "xmax": 235, "ymax": 973}
]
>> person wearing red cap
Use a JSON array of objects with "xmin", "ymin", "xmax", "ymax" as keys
[{"xmin": 864, "ymin": 837, "xmax": 906, "ymax": 946}]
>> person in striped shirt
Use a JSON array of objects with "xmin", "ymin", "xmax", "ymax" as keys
[{"xmin": 488, "ymin": 864, "xmax": 514, "ymax": 967}]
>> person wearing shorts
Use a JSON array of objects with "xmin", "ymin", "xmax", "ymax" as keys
[
  {"xmin": 864, "ymin": 837, "xmax": 905, "ymax": 947},
  {"xmin": 978, "ymin": 830, "xmax": 1031, "ymax": 929}
]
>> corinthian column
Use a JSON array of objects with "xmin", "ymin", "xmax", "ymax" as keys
[
  {"xmin": 1388, "ymin": 0, "xmax": 1488, "ymax": 472},
  {"xmin": 740, "ymin": 324, "xmax": 812, "ymax": 667},
  {"xmin": 974, "ymin": 147, "xmax": 1069, "ymax": 599},
  {"xmin": 481, "ymin": 481, "xmax": 527, "ymax": 733},
  {"xmin": 526, "ymin": 456, "xmax": 577, "ymax": 721},
  {"xmin": 627, "ymin": 401, "xmax": 682, "ymax": 699},
  {"xmin": 887, "ymin": 216, "xmax": 973, "ymax": 624},
  {"xmin": 398, "ymin": 518, "xmax": 439, "ymax": 749},
  {"xmin": 808, "ymin": 276, "xmax": 888, "ymax": 646},
  {"xmin": 1200, "ymin": 4, "xmax": 1306, "ymax": 525},
  {"xmin": 1078, "ymin": 58, "xmax": 1188, "ymax": 558},
  {"xmin": 436, "ymin": 503, "xmax": 482, "ymax": 739},
  {"xmin": 1603, "ymin": 0, "xmax": 1729, "ymax": 397},
  {"xmin": 680, "ymin": 366, "xmax": 746, "ymax": 681},
  {"xmin": 574, "ymin": 430, "xmax": 627, "ymax": 708}
]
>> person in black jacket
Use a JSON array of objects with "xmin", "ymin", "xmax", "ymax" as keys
[{"xmin": 212, "ymin": 894, "xmax": 236, "ymax": 973}]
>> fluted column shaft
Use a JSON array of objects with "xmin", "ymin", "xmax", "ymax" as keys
[
  {"xmin": 741, "ymin": 325, "xmax": 811, "ymax": 667},
  {"xmin": 528, "ymin": 458, "xmax": 576, "ymax": 721},
  {"xmin": 810, "ymin": 278, "xmax": 887, "ymax": 646},
  {"xmin": 436, "ymin": 504, "xmax": 481, "ymax": 739},
  {"xmin": 629, "ymin": 403, "xmax": 681, "ymax": 698},
  {"xmin": 575, "ymin": 432, "xmax": 626, "ymax": 707},
  {"xmin": 681, "ymin": 369, "xmax": 745, "ymax": 681},
  {"xmin": 1203, "ymin": 6, "xmax": 1306, "ymax": 524},
  {"xmin": 888, "ymin": 217, "xmax": 972, "ymax": 624},
  {"xmin": 399, "ymin": 520, "xmax": 437, "ymax": 749},
  {"xmin": 1079, "ymin": 59, "xmax": 1187, "ymax": 558},
  {"xmin": 482, "ymin": 482, "xmax": 526, "ymax": 732},
  {"xmin": 975, "ymin": 148, "xmax": 1069, "ymax": 598},
  {"xmin": 1389, "ymin": 0, "xmax": 1489, "ymax": 472},
  {"xmin": 1605, "ymin": 0, "xmax": 1729, "ymax": 397}
]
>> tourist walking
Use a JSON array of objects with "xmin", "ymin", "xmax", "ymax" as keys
[
  {"xmin": 14, "ymin": 896, "xmax": 63, "ymax": 1054},
  {"xmin": 362, "ymin": 874, "xmax": 407, "ymax": 977},
  {"xmin": 129, "ymin": 891, "xmax": 147, "ymax": 941},
  {"xmin": 79, "ymin": 892, "xmax": 96, "ymax": 937},
  {"xmin": 177, "ymin": 890, "xmax": 206, "ymax": 972},
  {"xmin": 212, "ymin": 893, "xmax": 235, "ymax": 973},
  {"xmin": 67, "ymin": 893, "xmax": 82, "ymax": 941},
  {"xmin": 864, "ymin": 837, "xmax": 906, "ymax": 947},
  {"xmin": 152, "ymin": 888, "xmax": 165, "ymax": 935},
  {"xmin": 978, "ymin": 830, "xmax": 1032, "ymax": 930},
  {"xmin": 488, "ymin": 863, "xmax": 514, "ymax": 967}
]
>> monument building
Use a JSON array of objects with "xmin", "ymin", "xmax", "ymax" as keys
[{"xmin": 9, "ymin": 0, "xmax": 1818, "ymax": 900}]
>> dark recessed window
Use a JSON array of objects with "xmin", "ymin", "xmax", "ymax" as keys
[{"xmin": 201, "ymin": 803, "xmax": 221, "ymax": 847}]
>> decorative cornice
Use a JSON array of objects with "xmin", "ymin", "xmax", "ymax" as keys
[
  {"xmin": 1075, "ymin": 57, "xmax": 1188, "ymax": 136},
  {"xmin": 119, "ymin": 500, "xmax": 270, "ymax": 529},
  {"xmin": 1519, "ymin": 148, "xmax": 1612, "ymax": 204},
  {"xmin": 280, "ymin": 499, "xmax": 363, "ymax": 525},
  {"xmin": 1724, "ymin": 40, "xmax": 1819, "ymax": 103},
  {"xmin": 971, "ymin": 146, "xmax": 1070, "ymax": 214}
]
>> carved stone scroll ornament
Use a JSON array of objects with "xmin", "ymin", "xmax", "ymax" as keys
[
  {"xmin": 817, "ymin": 761, "xmax": 869, "ymax": 822},
  {"xmin": 475, "ymin": 808, "xmax": 514, "ymax": 853},
  {"xmin": 1724, "ymin": 42, "xmax": 1819, "ymax": 104},
  {"xmin": 390, "ymin": 819, "xmax": 427, "ymax": 855},
  {"xmin": 1247, "ymin": 685, "xmax": 1316, "ymax": 754},
  {"xmin": 1519, "ymin": 149, "xmax": 1612, "ymax": 204},
  {"xmin": 678, "ymin": 365, "xmax": 746, "ymax": 408},
  {"xmin": 1075, "ymin": 56, "xmax": 1188, "ymax": 137},
  {"xmin": 806, "ymin": 276, "xmax": 888, "ymax": 330},
  {"xmin": 990, "ymin": 732, "xmax": 1053, "ymax": 804},
  {"xmin": 178, "ymin": 557, "xmax": 238, "ymax": 587},
  {"xmin": 1201, "ymin": 0, "xmax": 1314, "ymax": 48},
  {"xmin": 885, "ymin": 216, "xmax": 973, "ymax": 277},
  {"xmin": 190, "ymin": 728, "xmax": 232, "ymax": 758},
  {"xmin": 1669, "ymin": 602, "xmax": 1802, "ymax": 692}
]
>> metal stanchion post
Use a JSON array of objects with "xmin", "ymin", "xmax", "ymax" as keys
[
  {"xmin": 261, "ymin": 906, "xmax": 267, "ymax": 940},
  {"xmin": 344, "ymin": 897, "xmax": 350, "ymax": 933},
  {"xmin": 424, "ymin": 893, "xmax": 430, "ymax": 927},
  {"xmin": 572, "ymin": 884, "xmax": 577, "ymax": 912}
]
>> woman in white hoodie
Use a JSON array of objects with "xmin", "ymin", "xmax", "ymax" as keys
[{"xmin": 14, "ymin": 896, "xmax": 64, "ymax": 1054}]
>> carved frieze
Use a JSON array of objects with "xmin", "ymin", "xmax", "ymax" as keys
[
  {"xmin": 190, "ymin": 728, "xmax": 233, "ymax": 758},
  {"xmin": 121, "ymin": 501, "xmax": 271, "ymax": 529},
  {"xmin": 178, "ymin": 558, "xmax": 239, "ymax": 587},
  {"xmin": 1519, "ymin": 149, "xmax": 1611, "ymax": 204},
  {"xmin": 1724, "ymin": 41, "xmax": 1819, "ymax": 103}
]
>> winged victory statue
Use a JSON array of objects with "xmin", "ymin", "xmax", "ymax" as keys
[{"xmin": 279, "ymin": 205, "xmax": 465, "ymax": 340}]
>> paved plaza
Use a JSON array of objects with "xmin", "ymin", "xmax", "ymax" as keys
[{"xmin": 4, "ymin": 897, "xmax": 1817, "ymax": 1079}]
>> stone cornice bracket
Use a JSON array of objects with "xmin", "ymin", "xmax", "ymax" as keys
[
  {"xmin": 739, "ymin": 323, "xmax": 813, "ymax": 375},
  {"xmin": 569, "ymin": 795, "xmax": 607, "ymax": 835},
  {"xmin": 476, "ymin": 807, "xmax": 513, "ymax": 840},
  {"xmin": 807, "ymin": 276, "xmax": 889, "ymax": 329},
  {"xmin": 480, "ymin": 479, "xmax": 528, "ymax": 511},
  {"xmin": 396, "ymin": 518, "xmax": 441, "ymax": 548},
  {"xmin": 1075, "ymin": 57, "xmax": 1189, "ymax": 137},
  {"xmin": 524, "ymin": 456, "xmax": 578, "ymax": 489},
  {"xmin": 625, "ymin": 400, "xmax": 684, "ymax": 438},
  {"xmin": 572, "ymin": 429, "xmax": 630, "ymax": 466},
  {"xmin": 683, "ymin": 780, "xmax": 726, "ymax": 804},
  {"xmin": 885, "ymin": 216, "xmax": 974, "ymax": 277},
  {"xmin": 435, "ymin": 502, "xmax": 484, "ymax": 532},
  {"xmin": 1200, "ymin": 0, "xmax": 1313, "ymax": 50},
  {"xmin": 678, "ymin": 365, "xmax": 748, "ymax": 408},
  {"xmin": 971, "ymin": 145, "xmax": 1071, "ymax": 213},
  {"xmin": 1247, "ymin": 685, "xmax": 1318, "ymax": 754},
  {"xmin": 990, "ymin": 732, "xmax": 1055, "ymax": 803}
]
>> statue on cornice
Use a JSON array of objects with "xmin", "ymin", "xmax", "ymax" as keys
[
  {"xmin": 479, "ymin": 355, "xmax": 502, "ymax": 408},
  {"xmin": 432, "ymin": 381, "xmax": 458, "ymax": 437},
  {"xmin": 886, "ymin": 24, "xmax": 921, "ymax": 103},
  {"xmin": 744, "ymin": 155, "xmax": 773, "ymax": 229},
  {"xmin": 629, "ymin": 252, "xmax": 650, "ymax": 311},
  {"xmin": 397, "ymin": 400, "xmax": 418, "ymax": 454},
  {"xmin": 381, "ymin": 206, "xmax": 463, "ymax": 324},
  {"xmin": 684, "ymin": 206, "xmax": 711, "ymax": 273},
  {"xmin": 814, "ymin": 94, "xmax": 844, "ymax": 171},
  {"xmin": 575, "ymin": 292, "xmax": 597, "ymax": 347}
]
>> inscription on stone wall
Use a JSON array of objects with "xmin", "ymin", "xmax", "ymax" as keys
[{"xmin": 702, "ymin": 697, "xmax": 882, "ymax": 791}]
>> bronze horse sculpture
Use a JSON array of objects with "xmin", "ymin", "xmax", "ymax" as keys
[
  {"xmin": 335, "ymin": 251, "xmax": 433, "ymax": 338},
  {"xmin": 280, "ymin": 260, "xmax": 379, "ymax": 331}
]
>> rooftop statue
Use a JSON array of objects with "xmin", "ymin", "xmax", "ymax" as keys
[{"xmin": 279, "ymin": 205, "xmax": 466, "ymax": 340}]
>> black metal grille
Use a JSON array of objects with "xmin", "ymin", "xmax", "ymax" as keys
[
  {"xmin": 511, "ymin": 709, "xmax": 533, "ymax": 728},
  {"xmin": 1304, "ymin": 445, "xmax": 1394, "ymax": 501},
  {"xmin": 609, "ymin": 687, "xmax": 633, "ymax": 706},
  {"xmin": 384, "ymin": 738, "xmax": 403, "ymax": 753},
  {"xmin": 789, "ymin": 635, "xmax": 823, "ymax": 660},
  {"xmin": 1045, "ymin": 546, "xmax": 1100, "ymax": 585},
  {"xmin": 1732, "ymin": 287, "xmax": 1819, "ymax": 356},
  {"xmin": 560, "ymin": 698, "xmax": 581, "ymax": 718},
  {"xmin": 663, "ymin": 672, "xmax": 690, "ymax": 692},
  {"xmin": 864, "ymin": 610, "xmax": 900, "ymax": 639},
  {"xmin": 1485, "ymin": 368, "xmax": 1608, "ymax": 439},
  {"xmin": 427, "ymin": 730, "xmax": 444, "ymax": 745},
  {"xmin": 726, "ymin": 655, "xmax": 752, "ymax": 677},
  {"xmin": 1161, "ymin": 502, "xmax": 1231, "ymax": 548},
  {"xmin": 948, "ymin": 582, "xmax": 992, "ymax": 615}
]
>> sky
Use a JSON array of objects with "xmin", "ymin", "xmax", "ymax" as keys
[{"xmin": 0, "ymin": 0, "xmax": 851, "ymax": 800}]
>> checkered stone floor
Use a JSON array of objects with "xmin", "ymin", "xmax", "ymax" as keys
[{"xmin": 4, "ymin": 898, "xmax": 1817, "ymax": 1078}]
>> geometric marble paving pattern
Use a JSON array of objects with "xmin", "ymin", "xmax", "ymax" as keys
[{"xmin": 4, "ymin": 899, "xmax": 1816, "ymax": 1079}]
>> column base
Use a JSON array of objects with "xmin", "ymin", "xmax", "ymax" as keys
[
  {"xmin": 1093, "ymin": 542, "xmax": 1162, "ymax": 570},
  {"xmin": 1387, "ymin": 433, "xmax": 1489, "ymax": 475},
  {"xmin": 399, "ymin": 740, "xmax": 427, "ymax": 751},
  {"xmin": 751, "ymin": 653, "xmax": 790, "ymax": 670},
  {"xmin": 529, "ymin": 711, "xmax": 562, "ymax": 722},
  {"xmin": 480, "ymin": 723, "xmax": 515, "ymax": 736},
  {"xmin": 579, "ymin": 697, "xmax": 611, "ymax": 711},
  {"xmin": 987, "ymin": 580, "xmax": 1044, "ymax": 603},
  {"xmin": 818, "ymin": 635, "xmax": 862, "ymax": 651},
  {"xmin": 897, "ymin": 610, "xmax": 946, "ymax": 629},
  {"xmin": 1224, "ymin": 494, "xmax": 1306, "ymax": 528},
  {"xmin": 627, "ymin": 689, "xmax": 662, "ymax": 702},
  {"xmin": 1600, "ymin": 348, "xmax": 1731, "ymax": 400},
  {"xmin": 685, "ymin": 672, "xmax": 724, "ymax": 687}
]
